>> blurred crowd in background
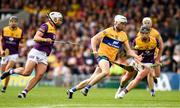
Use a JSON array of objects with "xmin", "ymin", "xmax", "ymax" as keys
[{"xmin": 1, "ymin": 0, "xmax": 180, "ymax": 87}]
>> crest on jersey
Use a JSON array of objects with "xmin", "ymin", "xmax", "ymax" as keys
[
  {"xmin": 9, "ymin": 37, "xmax": 14, "ymax": 41},
  {"xmin": 145, "ymin": 50, "xmax": 150, "ymax": 54}
]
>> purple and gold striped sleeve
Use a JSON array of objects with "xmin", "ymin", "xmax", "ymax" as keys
[{"xmin": 38, "ymin": 23, "xmax": 48, "ymax": 33}]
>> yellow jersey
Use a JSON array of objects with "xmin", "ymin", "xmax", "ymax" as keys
[
  {"xmin": 2, "ymin": 26, "xmax": 23, "ymax": 54},
  {"xmin": 137, "ymin": 27, "xmax": 161, "ymax": 58},
  {"xmin": 98, "ymin": 27, "xmax": 128, "ymax": 61},
  {"xmin": 134, "ymin": 35, "xmax": 159, "ymax": 63}
]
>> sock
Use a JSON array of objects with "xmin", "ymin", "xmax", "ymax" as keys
[
  {"xmin": 120, "ymin": 85, "xmax": 124, "ymax": 89},
  {"xmin": 151, "ymin": 89, "xmax": 154, "ymax": 92},
  {"xmin": 2, "ymin": 86, "xmax": 6, "ymax": 90},
  {"xmin": 22, "ymin": 89, "xmax": 28, "ymax": 94},
  {"xmin": 85, "ymin": 84, "xmax": 91, "ymax": 90},
  {"xmin": 124, "ymin": 88, "xmax": 129, "ymax": 94},
  {"xmin": 70, "ymin": 87, "xmax": 76, "ymax": 92}
]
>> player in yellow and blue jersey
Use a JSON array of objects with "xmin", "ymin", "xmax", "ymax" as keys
[{"xmin": 67, "ymin": 15, "xmax": 142, "ymax": 99}]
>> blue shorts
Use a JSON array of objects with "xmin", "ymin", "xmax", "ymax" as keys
[{"xmin": 96, "ymin": 56, "xmax": 112, "ymax": 67}]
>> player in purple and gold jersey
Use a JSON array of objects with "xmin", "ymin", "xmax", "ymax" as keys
[
  {"xmin": 0, "ymin": 12, "xmax": 63, "ymax": 98},
  {"xmin": 139, "ymin": 17, "xmax": 163, "ymax": 81},
  {"xmin": 0, "ymin": 16, "xmax": 23, "ymax": 93},
  {"xmin": 116, "ymin": 25, "xmax": 160, "ymax": 99},
  {"xmin": 115, "ymin": 17, "xmax": 163, "ymax": 98}
]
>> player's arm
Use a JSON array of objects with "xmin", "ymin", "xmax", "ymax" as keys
[
  {"xmin": 91, "ymin": 31, "xmax": 104, "ymax": 54},
  {"xmin": 155, "ymin": 35, "xmax": 163, "ymax": 62},
  {"xmin": 33, "ymin": 27, "xmax": 52, "ymax": 43},
  {"xmin": 33, "ymin": 31, "xmax": 47, "ymax": 42},
  {"xmin": 19, "ymin": 31, "xmax": 26, "ymax": 48},
  {"xmin": 124, "ymin": 40, "xmax": 142, "ymax": 62}
]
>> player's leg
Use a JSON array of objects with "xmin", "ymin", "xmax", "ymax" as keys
[
  {"xmin": 120, "ymin": 71, "xmax": 136, "ymax": 89},
  {"xmin": 1, "ymin": 63, "xmax": 7, "ymax": 92},
  {"xmin": 73, "ymin": 67, "xmax": 102, "ymax": 91},
  {"xmin": 117, "ymin": 67, "xmax": 150, "ymax": 98},
  {"xmin": 67, "ymin": 66, "xmax": 102, "ymax": 99},
  {"xmin": 1, "ymin": 60, "xmax": 15, "ymax": 92},
  {"xmin": 153, "ymin": 65, "xmax": 160, "ymax": 83},
  {"xmin": 147, "ymin": 69, "xmax": 155, "ymax": 96},
  {"xmin": 115, "ymin": 71, "xmax": 136, "ymax": 99},
  {"xmin": 1, "ymin": 60, "xmax": 36, "ymax": 79},
  {"xmin": 81, "ymin": 59, "xmax": 110, "ymax": 96},
  {"xmin": 18, "ymin": 63, "xmax": 47, "ymax": 98}
]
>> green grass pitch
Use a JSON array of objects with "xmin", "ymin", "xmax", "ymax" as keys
[{"xmin": 0, "ymin": 87, "xmax": 179, "ymax": 108}]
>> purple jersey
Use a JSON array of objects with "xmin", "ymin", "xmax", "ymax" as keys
[
  {"xmin": 137, "ymin": 49, "xmax": 156, "ymax": 63},
  {"xmin": 2, "ymin": 26, "xmax": 23, "ymax": 55},
  {"xmin": 34, "ymin": 22, "xmax": 56, "ymax": 56}
]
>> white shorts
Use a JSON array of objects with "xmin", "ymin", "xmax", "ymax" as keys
[
  {"xmin": 27, "ymin": 48, "xmax": 48, "ymax": 65},
  {"xmin": 1, "ymin": 54, "xmax": 19, "ymax": 64}
]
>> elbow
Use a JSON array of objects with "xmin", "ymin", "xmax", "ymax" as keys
[
  {"xmin": 91, "ymin": 37, "xmax": 95, "ymax": 44},
  {"xmin": 91, "ymin": 37, "xmax": 95, "ymax": 41}
]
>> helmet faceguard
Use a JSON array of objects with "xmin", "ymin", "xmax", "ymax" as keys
[
  {"xmin": 114, "ymin": 15, "xmax": 127, "ymax": 31},
  {"xmin": 140, "ymin": 25, "xmax": 150, "ymax": 33},
  {"xmin": 48, "ymin": 12, "xmax": 63, "ymax": 26},
  {"xmin": 140, "ymin": 25, "xmax": 150, "ymax": 42}
]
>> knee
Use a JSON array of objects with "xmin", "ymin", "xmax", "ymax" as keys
[
  {"xmin": 156, "ymin": 75, "xmax": 160, "ymax": 77},
  {"xmin": 155, "ymin": 73, "xmax": 160, "ymax": 77}
]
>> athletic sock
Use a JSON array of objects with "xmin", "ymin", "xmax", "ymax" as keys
[
  {"xmin": 151, "ymin": 89, "xmax": 154, "ymax": 92},
  {"xmin": 120, "ymin": 85, "xmax": 124, "ymax": 89},
  {"xmin": 22, "ymin": 89, "xmax": 28, "ymax": 94},
  {"xmin": 124, "ymin": 88, "xmax": 129, "ymax": 94},
  {"xmin": 85, "ymin": 84, "xmax": 91, "ymax": 90},
  {"xmin": 69, "ymin": 87, "xmax": 76, "ymax": 92},
  {"xmin": 2, "ymin": 86, "xmax": 7, "ymax": 90}
]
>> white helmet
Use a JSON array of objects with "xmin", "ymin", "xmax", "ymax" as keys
[
  {"xmin": 114, "ymin": 15, "xmax": 127, "ymax": 23},
  {"xmin": 142, "ymin": 17, "xmax": 152, "ymax": 27},
  {"xmin": 48, "ymin": 11, "xmax": 63, "ymax": 25}
]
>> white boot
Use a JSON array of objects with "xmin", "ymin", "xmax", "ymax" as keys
[
  {"xmin": 115, "ymin": 87, "xmax": 122, "ymax": 99},
  {"xmin": 117, "ymin": 91, "xmax": 126, "ymax": 99}
]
